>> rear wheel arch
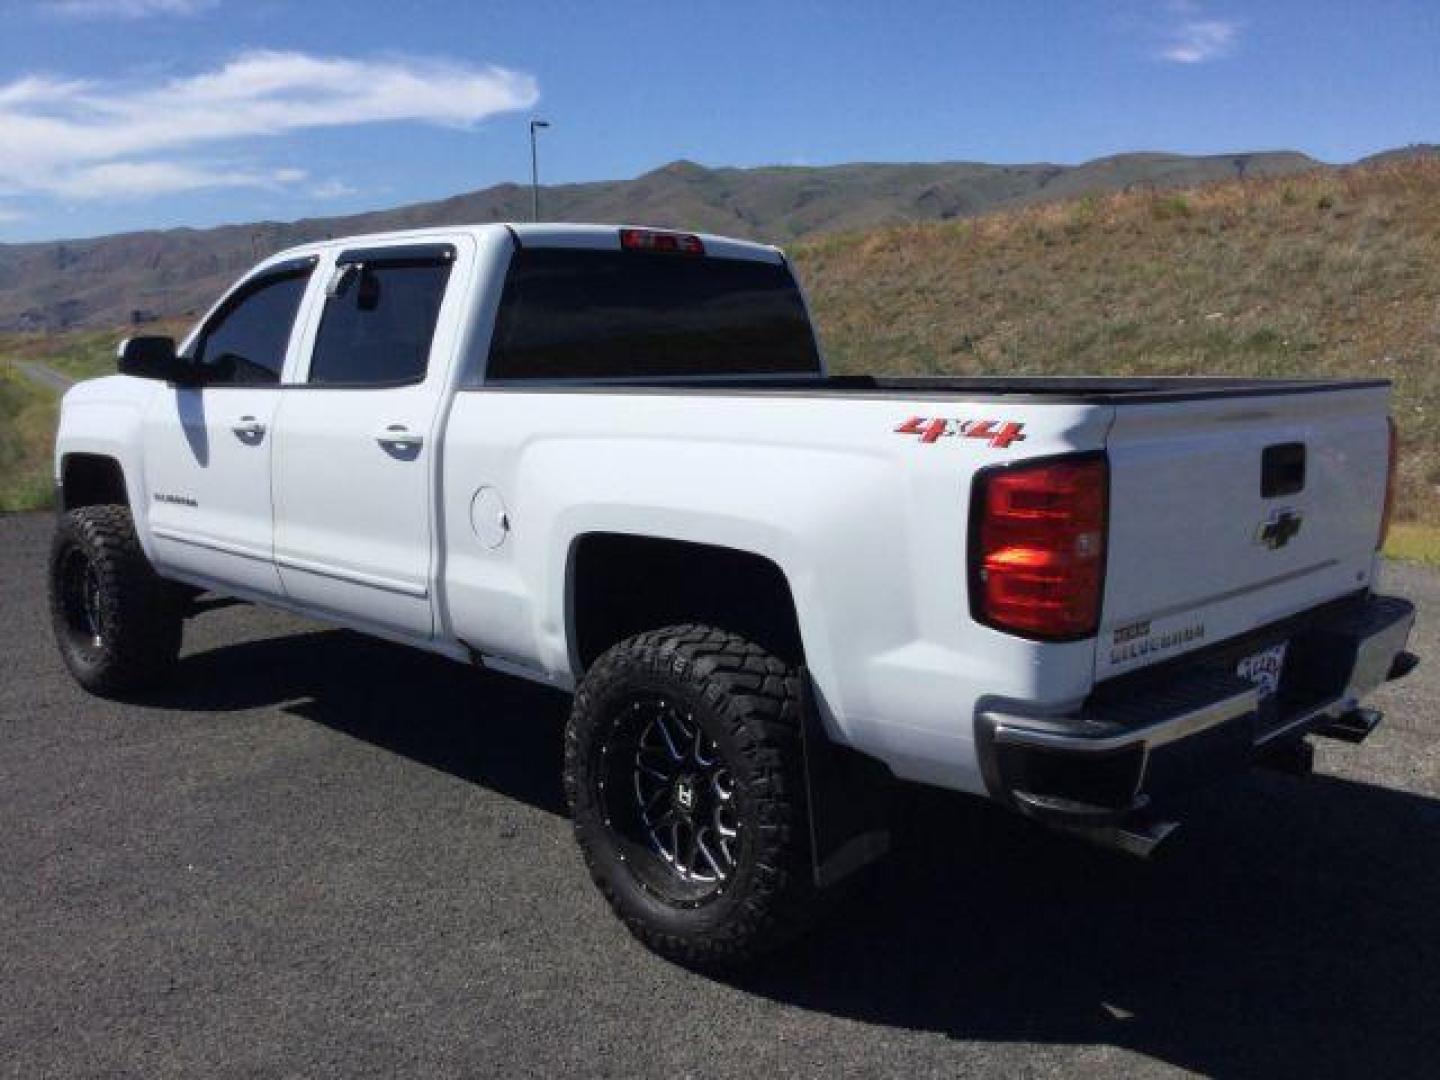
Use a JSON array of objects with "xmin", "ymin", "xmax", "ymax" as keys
[{"xmin": 565, "ymin": 532, "xmax": 805, "ymax": 675}]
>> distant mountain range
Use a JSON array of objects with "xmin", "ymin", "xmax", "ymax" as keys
[{"xmin": 1, "ymin": 145, "xmax": 1434, "ymax": 332}]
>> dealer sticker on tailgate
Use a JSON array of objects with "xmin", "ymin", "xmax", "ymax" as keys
[{"xmin": 1236, "ymin": 642, "xmax": 1288, "ymax": 701}]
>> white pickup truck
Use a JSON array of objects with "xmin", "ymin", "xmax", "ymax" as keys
[{"xmin": 49, "ymin": 223, "xmax": 1418, "ymax": 966}]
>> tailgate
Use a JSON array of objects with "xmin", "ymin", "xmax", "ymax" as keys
[{"xmin": 1098, "ymin": 384, "xmax": 1390, "ymax": 679}]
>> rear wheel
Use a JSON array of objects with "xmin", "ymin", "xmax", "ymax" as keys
[
  {"xmin": 565, "ymin": 624, "xmax": 819, "ymax": 967},
  {"xmin": 49, "ymin": 504, "xmax": 183, "ymax": 695}
]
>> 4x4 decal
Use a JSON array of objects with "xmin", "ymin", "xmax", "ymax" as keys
[{"xmin": 895, "ymin": 416, "xmax": 1026, "ymax": 448}]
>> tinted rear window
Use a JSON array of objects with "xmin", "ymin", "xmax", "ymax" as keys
[
  {"xmin": 486, "ymin": 248, "xmax": 821, "ymax": 380},
  {"xmin": 308, "ymin": 260, "xmax": 451, "ymax": 387}
]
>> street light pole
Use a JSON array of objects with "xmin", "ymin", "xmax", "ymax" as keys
[{"xmin": 529, "ymin": 119, "xmax": 550, "ymax": 222}]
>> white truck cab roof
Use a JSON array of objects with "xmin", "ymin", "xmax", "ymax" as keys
[{"xmin": 260, "ymin": 222, "xmax": 784, "ymax": 273}]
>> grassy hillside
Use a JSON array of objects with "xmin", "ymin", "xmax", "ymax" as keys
[
  {"xmin": 0, "ymin": 365, "xmax": 58, "ymax": 512},
  {"xmin": 1, "ymin": 325, "xmax": 184, "ymax": 382},
  {"xmin": 0, "ymin": 327, "xmax": 183, "ymax": 511},
  {"xmin": 791, "ymin": 159, "xmax": 1440, "ymax": 530},
  {"xmin": 3, "ymin": 160, "xmax": 1437, "ymax": 561},
  {"xmin": 0, "ymin": 150, "xmax": 1330, "ymax": 332}
]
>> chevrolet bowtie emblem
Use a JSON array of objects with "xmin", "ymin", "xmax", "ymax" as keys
[{"xmin": 1256, "ymin": 509, "xmax": 1303, "ymax": 550}]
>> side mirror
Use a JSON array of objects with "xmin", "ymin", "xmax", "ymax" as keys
[{"xmin": 117, "ymin": 336, "xmax": 185, "ymax": 382}]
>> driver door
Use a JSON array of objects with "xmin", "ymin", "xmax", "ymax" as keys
[{"xmin": 143, "ymin": 256, "xmax": 319, "ymax": 597}]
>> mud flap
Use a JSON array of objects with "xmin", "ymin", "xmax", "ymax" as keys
[{"xmin": 799, "ymin": 667, "xmax": 894, "ymax": 889}]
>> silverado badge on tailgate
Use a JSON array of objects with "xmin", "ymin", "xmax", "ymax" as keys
[{"xmin": 1255, "ymin": 508, "xmax": 1304, "ymax": 550}]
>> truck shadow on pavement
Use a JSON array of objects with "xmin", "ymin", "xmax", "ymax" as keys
[
  {"xmin": 155, "ymin": 623, "xmax": 1440, "ymax": 1080},
  {"xmin": 155, "ymin": 625, "xmax": 573, "ymax": 817},
  {"xmin": 736, "ymin": 772, "xmax": 1440, "ymax": 1079}
]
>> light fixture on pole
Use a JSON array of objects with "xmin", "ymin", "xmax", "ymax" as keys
[{"xmin": 529, "ymin": 119, "xmax": 550, "ymax": 222}]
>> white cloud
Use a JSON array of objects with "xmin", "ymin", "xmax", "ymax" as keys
[
  {"xmin": 0, "ymin": 207, "xmax": 24, "ymax": 222},
  {"xmin": 311, "ymin": 178, "xmax": 358, "ymax": 199},
  {"xmin": 45, "ymin": 161, "xmax": 306, "ymax": 199},
  {"xmin": 45, "ymin": 0, "xmax": 217, "ymax": 18},
  {"xmin": 0, "ymin": 75, "xmax": 92, "ymax": 107},
  {"xmin": 1159, "ymin": 8, "xmax": 1241, "ymax": 64},
  {"xmin": 0, "ymin": 50, "xmax": 538, "ymax": 200}
]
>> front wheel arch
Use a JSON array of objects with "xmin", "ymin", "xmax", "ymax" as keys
[{"xmin": 59, "ymin": 453, "xmax": 130, "ymax": 512}]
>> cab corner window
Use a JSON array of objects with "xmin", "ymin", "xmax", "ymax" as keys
[
  {"xmin": 306, "ymin": 258, "xmax": 452, "ymax": 387},
  {"xmin": 192, "ymin": 268, "xmax": 311, "ymax": 386}
]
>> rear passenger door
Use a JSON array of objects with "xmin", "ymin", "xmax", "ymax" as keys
[{"xmin": 271, "ymin": 240, "xmax": 466, "ymax": 639}]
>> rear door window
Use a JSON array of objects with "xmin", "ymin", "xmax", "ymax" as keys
[
  {"xmin": 486, "ymin": 248, "xmax": 821, "ymax": 380},
  {"xmin": 307, "ymin": 250, "xmax": 453, "ymax": 387}
]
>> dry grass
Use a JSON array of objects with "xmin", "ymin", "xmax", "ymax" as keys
[
  {"xmin": 0, "ymin": 323, "xmax": 186, "ymax": 512},
  {"xmin": 1, "ymin": 321, "xmax": 189, "ymax": 382},
  {"xmin": 793, "ymin": 159, "xmax": 1440, "ymax": 527},
  {"xmin": 1386, "ymin": 523, "xmax": 1440, "ymax": 567},
  {"xmin": 0, "ymin": 364, "xmax": 59, "ymax": 512}
]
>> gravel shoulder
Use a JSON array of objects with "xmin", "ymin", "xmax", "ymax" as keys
[{"xmin": 14, "ymin": 361, "xmax": 75, "ymax": 393}]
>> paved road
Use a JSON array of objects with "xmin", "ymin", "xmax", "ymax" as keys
[
  {"xmin": 13, "ymin": 362, "xmax": 75, "ymax": 394},
  {"xmin": 2, "ymin": 511, "xmax": 1437, "ymax": 1079}
]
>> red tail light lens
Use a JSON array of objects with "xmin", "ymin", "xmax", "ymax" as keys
[
  {"xmin": 1378, "ymin": 416, "xmax": 1398, "ymax": 549},
  {"xmin": 619, "ymin": 228, "xmax": 705, "ymax": 255},
  {"xmin": 971, "ymin": 455, "xmax": 1108, "ymax": 640}
]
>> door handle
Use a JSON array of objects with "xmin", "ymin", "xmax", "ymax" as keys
[
  {"xmin": 375, "ymin": 424, "xmax": 424, "ymax": 450},
  {"xmin": 232, "ymin": 416, "xmax": 266, "ymax": 439}
]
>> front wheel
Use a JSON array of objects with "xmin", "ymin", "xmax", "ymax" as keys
[
  {"xmin": 564, "ymin": 624, "xmax": 819, "ymax": 968},
  {"xmin": 49, "ymin": 504, "xmax": 183, "ymax": 695}
]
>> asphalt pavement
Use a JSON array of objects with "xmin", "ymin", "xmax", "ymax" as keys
[{"xmin": 2, "ymin": 511, "xmax": 1437, "ymax": 1079}]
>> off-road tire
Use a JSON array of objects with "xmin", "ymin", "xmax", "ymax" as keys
[
  {"xmin": 49, "ymin": 504, "xmax": 183, "ymax": 695},
  {"xmin": 565, "ymin": 624, "xmax": 819, "ymax": 968}
]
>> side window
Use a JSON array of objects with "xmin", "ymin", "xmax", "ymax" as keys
[
  {"xmin": 307, "ymin": 258, "xmax": 452, "ymax": 387},
  {"xmin": 192, "ymin": 269, "xmax": 312, "ymax": 386}
]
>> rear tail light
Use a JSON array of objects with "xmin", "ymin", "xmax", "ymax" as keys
[
  {"xmin": 1378, "ymin": 416, "xmax": 1398, "ymax": 549},
  {"xmin": 619, "ymin": 228, "xmax": 705, "ymax": 255},
  {"xmin": 970, "ymin": 454, "xmax": 1108, "ymax": 640}
]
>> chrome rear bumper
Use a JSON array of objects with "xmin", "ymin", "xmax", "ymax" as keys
[{"xmin": 977, "ymin": 593, "xmax": 1417, "ymax": 827}]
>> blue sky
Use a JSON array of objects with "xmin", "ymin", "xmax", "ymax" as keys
[{"xmin": 0, "ymin": 0, "xmax": 1436, "ymax": 242}]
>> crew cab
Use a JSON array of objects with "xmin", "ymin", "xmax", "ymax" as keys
[{"xmin": 49, "ymin": 223, "xmax": 1418, "ymax": 966}]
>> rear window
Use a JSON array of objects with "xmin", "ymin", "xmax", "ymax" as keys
[{"xmin": 485, "ymin": 247, "xmax": 821, "ymax": 380}]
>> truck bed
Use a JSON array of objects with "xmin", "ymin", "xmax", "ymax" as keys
[{"xmin": 484, "ymin": 374, "xmax": 1390, "ymax": 403}]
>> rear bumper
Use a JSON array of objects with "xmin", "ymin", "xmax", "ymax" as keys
[{"xmin": 976, "ymin": 593, "xmax": 1417, "ymax": 826}]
